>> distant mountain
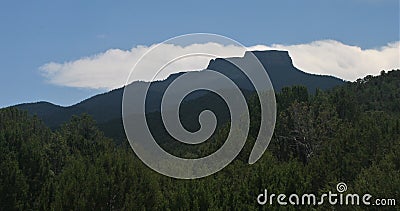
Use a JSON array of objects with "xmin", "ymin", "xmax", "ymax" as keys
[
  {"xmin": 209, "ymin": 50, "xmax": 344, "ymax": 92},
  {"xmin": 14, "ymin": 50, "xmax": 344, "ymax": 130}
]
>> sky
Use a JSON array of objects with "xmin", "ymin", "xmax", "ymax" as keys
[{"xmin": 0, "ymin": 0, "xmax": 399, "ymax": 108}]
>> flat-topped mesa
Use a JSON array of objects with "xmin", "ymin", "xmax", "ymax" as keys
[
  {"xmin": 206, "ymin": 50, "xmax": 294, "ymax": 72},
  {"xmin": 205, "ymin": 49, "xmax": 343, "ymax": 93},
  {"xmin": 247, "ymin": 50, "xmax": 293, "ymax": 68}
]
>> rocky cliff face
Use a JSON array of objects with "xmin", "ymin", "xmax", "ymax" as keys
[{"xmin": 207, "ymin": 50, "xmax": 344, "ymax": 91}]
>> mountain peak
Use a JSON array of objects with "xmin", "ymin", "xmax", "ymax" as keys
[
  {"xmin": 245, "ymin": 50, "xmax": 293, "ymax": 67},
  {"xmin": 207, "ymin": 50, "xmax": 294, "ymax": 71}
]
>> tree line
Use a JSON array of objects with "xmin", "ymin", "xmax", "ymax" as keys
[{"xmin": 0, "ymin": 70, "xmax": 399, "ymax": 210}]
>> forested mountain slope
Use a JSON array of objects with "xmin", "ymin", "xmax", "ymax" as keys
[{"xmin": 0, "ymin": 70, "xmax": 398, "ymax": 210}]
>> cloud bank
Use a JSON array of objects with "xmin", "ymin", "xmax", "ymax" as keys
[{"xmin": 40, "ymin": 40, "xmax": 400, "ymax": 90}]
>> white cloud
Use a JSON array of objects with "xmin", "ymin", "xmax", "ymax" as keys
[
  {"xmin": 250, "ymin": 40, "xmax": 400, "ymax": 81},
  {"xmin": 40, "ymin": 40, "xmax": 400, "ymax": 90}
]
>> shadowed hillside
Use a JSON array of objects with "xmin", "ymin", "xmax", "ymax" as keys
[
  {"xmin": 14, "ymin": 51, "xmax": 344, "ymax": 129},
  {"xmin": 1, "ymin": 70, "xmax": 398, "ymax": 210}
]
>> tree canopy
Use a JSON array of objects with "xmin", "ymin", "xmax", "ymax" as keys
[{"xmin": 1, "ymin": 69, "xmax": 399, "ymax": 210}]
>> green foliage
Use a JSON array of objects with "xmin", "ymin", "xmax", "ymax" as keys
[{"xmin": 0, "ymin": 69, "xmax": 399, "ymax": 210}]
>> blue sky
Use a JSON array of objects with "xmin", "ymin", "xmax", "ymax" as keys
[{"xmin": 0, "ymin": 0, "xmax": 399, "ymax": 107}]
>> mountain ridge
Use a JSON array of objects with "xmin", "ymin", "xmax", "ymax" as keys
[{"xmin": 13, "ymin": 50, "xmax": 345, "ymax": 128}]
